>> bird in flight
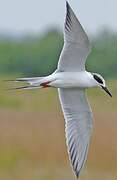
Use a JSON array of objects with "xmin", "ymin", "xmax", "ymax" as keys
[{"xmin": 10, "ymin": 1, "xmax": 112, "ymax": 178}]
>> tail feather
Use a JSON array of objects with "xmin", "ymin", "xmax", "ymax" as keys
[
  {"xmin": 7, "ymin": 85, "xmax": 42, "ymax": 91},
  {"xmin": 16, "ymin": 77, "xmax": 44, "ymax": 85},
  {"xmin": 5, "ymin": 77, "xmax": 44, "ymax": 85},
  {"xmin": 5, "ymin": 76, "xmax": 45, "ymax": 90}
]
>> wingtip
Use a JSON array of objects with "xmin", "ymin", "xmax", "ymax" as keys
[
  {"xmin": 66, "ymin": 1, "xmax": 74, "ymax": 21},
  {"xmin": 66, "ymin": 1, "xmax": 70, "ymax": 10},
  {"xmin": 76, "ymin": 171, "xmax": 80, "ymax": 179},
  {"xmin": 66, "ymin": 1, "xmax": 68, "ymax": 6}
]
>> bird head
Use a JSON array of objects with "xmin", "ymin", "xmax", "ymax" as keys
[{"xmin": 92, "ymin": 73, "xmax": 112, "ymax": 97}]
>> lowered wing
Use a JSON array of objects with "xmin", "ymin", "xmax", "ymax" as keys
[{"xmin": 58, "ymin": 88, "xmax": 93, "ymax": 177}]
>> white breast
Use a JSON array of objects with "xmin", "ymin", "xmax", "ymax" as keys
[{"xmin": 49, "ymin": 71, "xmax": 97, "ymax": 88}]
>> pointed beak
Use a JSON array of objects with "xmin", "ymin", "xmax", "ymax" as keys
[{"xmin": 101, "ymin": 86, "xmax": 112, "ymax": 97}]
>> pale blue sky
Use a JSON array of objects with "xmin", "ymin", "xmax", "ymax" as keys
[{"xmin": 0, "ymin": 0, "xmax": 116, "ymax": 35}]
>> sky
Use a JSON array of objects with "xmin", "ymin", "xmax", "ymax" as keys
[{"xmin": 0, "ymin": 0, "xmax": 116, "ymax": 35}]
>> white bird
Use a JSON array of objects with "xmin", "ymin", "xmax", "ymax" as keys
[{"xmin": 10, "ymin": 1, "xmax": 112, "ymax": 178}]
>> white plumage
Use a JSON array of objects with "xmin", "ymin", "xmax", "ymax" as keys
[
  {"xmin": 58, "ymin": 2, "xmax": 91, "ymax": 72},
  {"xmin": 11, "ymin": 1, "xmax": 112, "ymax": 178},
  {"xmin": 58, "ymin": 88, "xmax": 93, "ymax": 177}
]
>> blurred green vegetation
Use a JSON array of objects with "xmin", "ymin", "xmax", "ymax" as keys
[
  {"xmin": 0, "ymin": 28, "xmax": 117, "ymax": 78},
  {"xmin": 0, "ymin": 29, "xmax": 63, "ymax": 77},
  {"xmin": 0, "ymin": 29, "xmax": 116, "ymax": 179}
]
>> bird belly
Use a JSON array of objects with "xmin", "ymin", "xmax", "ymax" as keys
[{"xmin": 48, "ymin": 72, "xmax": 95, "ymax": 88}]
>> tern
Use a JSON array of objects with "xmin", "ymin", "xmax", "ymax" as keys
[{"xmin": 10, "ymin": 1, "xmax": 112, "ymax": 178}]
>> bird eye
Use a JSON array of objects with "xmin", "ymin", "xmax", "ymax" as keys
[{"xmin": 93, "ymin": 74, "xmax": 103, "ymax": 84}]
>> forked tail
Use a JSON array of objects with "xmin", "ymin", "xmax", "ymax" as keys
[{"xmin": 6, "ymin": 77, "xmax": 45, "ymax": 90}]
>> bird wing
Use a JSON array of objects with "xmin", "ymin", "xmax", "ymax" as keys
[
  {"xmin": 58, "ymin": 2, "xmax": 91, "ymax": 72},
  {"xmin": 58, "ymin": 88, "xmax": 93, "ymax": 177}
]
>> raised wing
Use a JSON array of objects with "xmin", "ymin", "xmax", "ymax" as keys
[
  {"xmin": 58, "ymin": 2, "xmax": 91, "ymax": 72},
  {"xmin": 58, "ymin": 88, "xmax": 93, "ymax": 178}
]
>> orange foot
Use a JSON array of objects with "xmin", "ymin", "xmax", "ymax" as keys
[{"xmin": 40, "ymin": 81, "xmax": 51, "ymax": 88}]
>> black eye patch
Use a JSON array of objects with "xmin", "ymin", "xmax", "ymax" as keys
[{"xmin": 93, "ymin": 74, "xmax": 103, "ymax": 84}]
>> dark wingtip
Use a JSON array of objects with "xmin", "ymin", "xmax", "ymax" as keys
[
  {"xmin": 76, "ymin": 171, "xmax": 80, "ymax": 179},
  {"xmin": 65, "ymin": 1, "xmax": 72, "ymax": 31},
  {"xmin": 66, "ymin": 1, "xmax": 70, "ymax": 11},
  {"xmin": 66, "ymin": 1, "xmax": 68, "ymax": 7}
]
